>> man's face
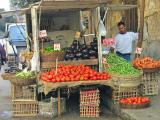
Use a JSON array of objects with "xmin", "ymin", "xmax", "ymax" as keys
[{"xmin": 118, "ymin": 25, "xmax": 126, "ymax": 34}]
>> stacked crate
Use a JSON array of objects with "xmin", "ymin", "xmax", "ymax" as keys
[
  {"xmin": 140, "ymin": 70, "xmax": 159, "ymax": 96},
  {"xmin": 112, "ymin": 86, "xmax": 140, "ymax": 103},
  {"xmin": 11, "ymin": 84, "xmax": 39, "ymax": 117},
  {"xmin": 80, "ymin": 89, "xmax": 100, "ymax": 118}
]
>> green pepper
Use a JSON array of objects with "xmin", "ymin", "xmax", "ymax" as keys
[{"xmin": 106, "ymin": 53, "xmax": 140, "ymax": 76}]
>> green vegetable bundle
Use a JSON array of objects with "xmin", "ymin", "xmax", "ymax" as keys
[
  {"xmin": 44, "ymin": 46, "xmax": 63, "ymax": 53},
  {"xmin": 106, "ymin": 53, "xmax": 140, "ymax": 76},
  {"xmin": 16, "ymin": 71, "xmax": 34, "ymax": 78}
]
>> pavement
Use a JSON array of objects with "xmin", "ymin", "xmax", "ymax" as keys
[{"xmin": 121, "ymin": 92, "xmax": 160, "ymax": 120}]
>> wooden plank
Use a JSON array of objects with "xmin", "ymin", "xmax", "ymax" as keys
[
  {"xmin": 31, "ymin": 7, "xmax": 40, "ymax": 72},
  {"xmin": 41, "ymin": 59, "xmax": 98, "ymax": 69}
]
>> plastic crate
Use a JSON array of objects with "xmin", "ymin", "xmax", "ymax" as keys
[
  {"xmin": 12, "ymin": 100, "xmax": 39, "ymax": 117},
  {"xmin": 113, "ymin": 87, "xmax": 140, "ymax": 103},
  {"xmin": 80, "ymin": 105, "xmax": 99, "ymax": 118},
  {"xmin": 140, "ymin": 81, "xmax": 159, "ymax": 96},
  {"xmin": 80, "ymin": 89, "xmax": 100, "ymax": 105},
  {"xmin": 11, "ymin": 84, "xmax": 36, "ymax": 101}
]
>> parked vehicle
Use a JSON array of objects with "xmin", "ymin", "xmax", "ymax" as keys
[{"xmin": 3, "ymin": 23, "xmax": 27, "ymax": 67}]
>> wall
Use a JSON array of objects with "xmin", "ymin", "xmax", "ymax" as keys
[{"xmin": 141, "ymin": 0, "xmax": 160, "ymax": 59}]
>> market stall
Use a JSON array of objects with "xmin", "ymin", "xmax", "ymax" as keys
[{"xmin": 1, "ymin": 0, "xmax": 158, "ymax": 119}]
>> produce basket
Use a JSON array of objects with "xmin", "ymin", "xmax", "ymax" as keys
[
  {"xmin": 8, "ymin": 73, "xmax": 36, "ymax": 86},
  {"xmin": 111, "ymin": 72, "xmax": 142, "ymax": 88},
  {"xmin": 142, "ymin": 68, "xmax": 159, "ymax": 73},
  {"xmin": 40, "ymin": 52, "xmax": 64, "ymax": 62},
  {"xmin": 1, "ymin": 73, "xmax": 14, "ymax": 80},
  {"xmin": 120, "ymin": 102, "xmax": 150, "ymax": 109}
]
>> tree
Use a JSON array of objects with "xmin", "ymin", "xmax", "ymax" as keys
[
  {"xmin": 0, "ymin": 9, "xmax": 15, "ymax": 37},
  {"xmin": 10, "ymin": 0, "xmax": 41, "ymax": 8}
]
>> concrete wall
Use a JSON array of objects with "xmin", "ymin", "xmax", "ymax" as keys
[{"xmin": 141, "ymin": 0, "xmax": 160, "ymax": 59}]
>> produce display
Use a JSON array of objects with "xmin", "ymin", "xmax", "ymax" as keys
[
  {"xmin": 133, "ymin": 57, "xmax": 160, "ymax": 69},
  {"xmin": 120, "ymin": 97, "xmax": 150, "ymax": 104},
  {"xmin": 106, "ymin": 53, "xmax": 140, "ymax": 76},
  {"xmin": 64, "ymin": 37, "xmax": 98, "ymax": 60},
  {"xmin": 41, "ymin": 65, "xmax": 110, "ymax": 82},
  {"xmin": 16, "ymin": 71, "xmax": 34, "ymax": 78}
]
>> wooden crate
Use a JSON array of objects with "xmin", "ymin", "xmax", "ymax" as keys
[
  {"xmin": 142, "ymin": 71, "xmax": 159, "ymax": 83},
  {"xmin": 12, "ymin": 101, "xmax": 39, "ymax": 117},
  {"xmin": 80, "ymin": 89, "xmax": 100, "ymax": 105},
  {"xmin": 80, "ymin": 105, "xmax": 99, "ymax": 118},
  {"xmin": 11, "ymin": 84, "xmax": 36, "ymax": 101},
  {"xmin": 140, "ymin": 81, "xmax": 159, "ymax": 96},
  {"xmin": 113, "ymin": 87, "xmax": 140, "ymax": 103}
]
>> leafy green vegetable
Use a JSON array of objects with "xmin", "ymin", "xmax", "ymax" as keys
[
  {"xmin": 106, "ymin": 53, "xmax": 140, "ymax": 76},
  {"xmin": 16, "ymin": 71, "xmax": 34, "ymax": 78},
  {"xmin": 44, "ymin": 46, "xmax": 63, "ymax": 53}
]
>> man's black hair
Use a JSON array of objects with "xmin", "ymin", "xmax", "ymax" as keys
[{"xmin": 117, "ymin": 21, "xmax": 125, "ymax": 27}]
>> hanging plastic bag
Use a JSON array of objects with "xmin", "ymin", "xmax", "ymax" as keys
[
  {"xmin": 99, "ymin": 20, "xmax": 107, "ymax": 36},
  {"xmin": 31, "ymin": 53, "xmax": 37, "ymax": 71},
  {"xmin": 80, "ymin": 19, "xmax": 86, "ymax": 31}
]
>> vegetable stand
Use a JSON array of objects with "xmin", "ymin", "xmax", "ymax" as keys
[{"xmin": 28, "ymin": 0, "xmax": 112, "ymax": 118}]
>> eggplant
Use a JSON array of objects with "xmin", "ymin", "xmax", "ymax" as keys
[
  {"xmin": 82, "ymin": 49, "xmax": 89, "ymax": 54},
  {"xmin": 89, "ymin": 49, "xmax": 96, "ymax": 56},
  {"xmin": 65, "ymin": 54, "xmax": 70, "ymax": 60},
  {"xmin": 93, "ymin": 37, "xmax": 98, "ymax": 43},
  {"xmin": 92, "ymin": 42, "xmax": 97, "ymax": 47},
  {"xmin": 75, "ymin": 52, "xmax": 82, "ymax": 60},
  {"xmin": 86, "ymin": 45, "xmax": 92, "ymax": 50},
  {"xmin": 93, "ymin": 46, "xmax": 98, "ymax": 52},
  {"xmin": 82, "ymin": 54, "xmax": 89, "ymax": 59},
  {"xmin": 70, "ymin": 44, "xmax": 76, "ymax": 50},
  {"xmin": 73, "ymin": 40, "xmax": 78, "ymax": 45},
  {"xmin": 73, "ymin": 49, "xmax": 78, "ymax": 54},
  {"xmin": 81, "ymin": 44, "xmax": 87, "ymax": 50},
  {"xmin": 90, "ymin": 42, "xmax": 94, "ymax": 47},
  {"xmin": 69, "ymin": 53, "xmax": 75, "ymax": 60},
  {"xmin": 66, "ymin": 48, "xmax": 72, "ymax": 53}
]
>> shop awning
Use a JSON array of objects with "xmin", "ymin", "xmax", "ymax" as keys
[{"xmin": 37, "ymin": 0, "xmax": 112, "ymax": 11}]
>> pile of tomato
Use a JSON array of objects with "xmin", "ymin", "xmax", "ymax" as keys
[
  {"xmin": 120, "ymin": 97, "xmax": 150, "ymax": 105},
  {"xmin": 41, "ymin": 65, "xmax": 111, "ymax": 82}
]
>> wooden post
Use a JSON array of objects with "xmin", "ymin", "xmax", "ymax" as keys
[
  {"xmin": 92, "ymin": 7, "xmax": 103, "ymax": 72},
  {"xmin": 31, "ymin": 7, "xmax": 40, "ymax": 72},
  {"xmin": 136, "ymin": 0, "xmax": 145, "ymax": 57},
  {"xmin": 58, "ymin": 88, "xmax": 61, "ymax": 117},
  {"xmin": 24, "ymin": 14, "xmax": 30, "ymax": 51}
]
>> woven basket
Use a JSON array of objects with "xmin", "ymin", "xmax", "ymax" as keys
[
  {"xmin": 40, "ymin": 52, "xmax": 64, "ymax": 62},
  {"xmin": 120, "ymin": 102, "xmax": 150, "ymax": 109},
  {"xmin": 142, "ymin": 68, "xmax": 159, "ymax": 73},
  {"xmin": 1, "ymin": 73, "xmax": 14, "ymax": 80},
  {"xmin": 111, "ymin": 72, "xmax": 142, "ymax": 88},
  {"xmin": 9, "ymin": 74, "xmax": 36, "ymax": 86}
]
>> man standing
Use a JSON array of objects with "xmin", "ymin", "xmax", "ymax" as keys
[{"xmin": 114, "ymin": 21, "xmax": 138, "ymax": 61}]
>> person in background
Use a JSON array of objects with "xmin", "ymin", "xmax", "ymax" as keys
[
  {"xmin": 114, "ymin": 21, "xmax": 138, "ymax": 61},
  {"xmin": 0, "ymin": 43, "xmax": 7, "ymax": 66}
]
